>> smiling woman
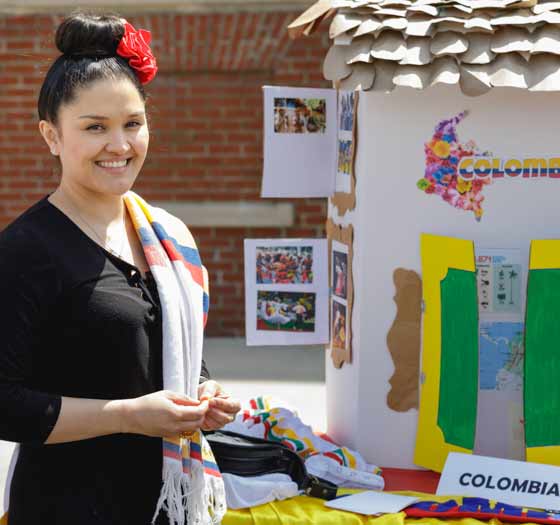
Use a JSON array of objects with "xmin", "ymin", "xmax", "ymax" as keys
[{"xmin": 0, "ymin": 11, "xmax": 238, "ymax": 525}]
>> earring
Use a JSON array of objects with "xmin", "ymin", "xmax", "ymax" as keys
[{"xmin": 51, "ymin": 148, "xmax": 58, "ymax": 156}]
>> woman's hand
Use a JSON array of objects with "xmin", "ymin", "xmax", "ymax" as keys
[
  {"xmin": 198, "ymin": 380, "xmax": 241, "ymax": 431},
  {"xmin": 121, "ymin": 390, "xmax": 209, "ymax": 438}
]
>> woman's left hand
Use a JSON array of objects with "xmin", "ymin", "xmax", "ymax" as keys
[{"xmin": 197, "ymin": 380, "xmax": 241, "ymax": 431}]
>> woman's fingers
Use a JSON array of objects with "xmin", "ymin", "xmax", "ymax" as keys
[
  {"xmin": 175, "ymin": 400, "xmax": 209, "ymax": 421},
  {"xmin": 202, "ymin": 407, "xmax": 236, "ymax": 430},
  {"xmin": 208, "ymin": 396, "xmax": 240, "ymax": 415}
]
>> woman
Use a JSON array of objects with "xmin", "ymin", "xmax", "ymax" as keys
[{"xmin": 0, "ymin": 12, "xmax": 239, "ymax": 525}]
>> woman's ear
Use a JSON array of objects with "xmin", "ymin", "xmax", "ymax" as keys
[{"xmin": 38, "ymin": 120, "xmax": 60, "ymax": 156}]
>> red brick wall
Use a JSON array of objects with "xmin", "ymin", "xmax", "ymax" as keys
[{"xmin": 0, "ymin": 11, "xmax": 330, "ymax": 335}]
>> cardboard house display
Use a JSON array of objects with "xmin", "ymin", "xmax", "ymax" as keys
[{"xmin": 267, "ymin": 0, "xmax": 560, "ymax": 471}]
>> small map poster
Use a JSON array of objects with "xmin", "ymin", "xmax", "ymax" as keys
[
  {"xmin": 474, "ymin": 248, "xmax": 525, "ymax": 460},
  {"xmin": 479, "ymin": 322, "xmax": 524, "ymax": 392}
]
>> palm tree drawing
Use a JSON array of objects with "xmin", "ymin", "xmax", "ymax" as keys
[{"xmin": 509, "ymin": 269, "xmax": 518, "ymax": 305}]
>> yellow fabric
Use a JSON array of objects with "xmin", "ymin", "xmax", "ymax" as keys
[
  {"xmin": 415, "ymin": 234, "xmax": 476, "ymax": 472},
  {"xmin": 222, "ymin": 490, "xmax": 543, "ymax": 525},
  {"xmin": 1, "ymin": 491, "xmax": 546, "ymax": 524}
]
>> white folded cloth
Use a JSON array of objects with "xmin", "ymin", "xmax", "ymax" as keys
[{"xmin": 221, "ymin": 473, "xmax": 299, "ymax": 509}]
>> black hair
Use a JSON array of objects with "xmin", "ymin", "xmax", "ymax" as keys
[{"xmin": 38, "ymin": 12, "xmax": 147, "ymax": 124}]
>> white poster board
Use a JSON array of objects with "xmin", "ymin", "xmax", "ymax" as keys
[
  {"xmin": 262, "ymin": 86, "xmax": 337, "ymax": 198},
  {"xmin": 244, "ymin": 238, "xmax": 328, "ymax": 345}
]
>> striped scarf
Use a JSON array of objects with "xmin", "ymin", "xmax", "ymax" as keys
[{"xmin": 124, "ymin": 192, "xmax": 226, "ymax": 525}]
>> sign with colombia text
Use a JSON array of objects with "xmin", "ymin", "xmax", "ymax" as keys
[{"xmin": 437, "ymin": 452, "xmax": 560, "ymax": 511}]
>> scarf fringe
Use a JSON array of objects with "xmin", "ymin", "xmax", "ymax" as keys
[{"xmin": 152, "ymin": 458, "xmax": 227, "ymax": 525}]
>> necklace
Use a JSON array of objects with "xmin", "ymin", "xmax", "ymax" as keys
[{"xmin": 66, "ymin": 198, "xmax": 128, "ymax": 259}]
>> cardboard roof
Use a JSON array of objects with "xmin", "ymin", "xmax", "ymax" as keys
[{"xmin": 288, "ymin": 0, "xmax": 560, "ymax": 94}]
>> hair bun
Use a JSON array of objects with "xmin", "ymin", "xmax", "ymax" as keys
[{"xmin": 55, "ymin": 13, "xmax": 124, "ymax": 57}]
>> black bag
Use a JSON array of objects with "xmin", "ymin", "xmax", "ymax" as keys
[{"xmin": 205, "ymin": 429, "xmax": 338, "ymax": 500}]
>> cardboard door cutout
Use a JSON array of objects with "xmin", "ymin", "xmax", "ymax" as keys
[
  {"xmin": 415, "ymin": 234, "xmax": 478, "ymax": 472},
  {"xmin": 525, "ymin": 240, "xmax": 560, "ymax": 466}
]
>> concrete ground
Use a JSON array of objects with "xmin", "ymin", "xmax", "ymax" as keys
[{"xmin": 0, "ymin": 337, "xmax": 326, "ymax": 512}]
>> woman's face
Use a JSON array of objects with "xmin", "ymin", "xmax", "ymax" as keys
[{"xmin": 41, "ymin": 77, "xmax": 149, "ymax": 197}]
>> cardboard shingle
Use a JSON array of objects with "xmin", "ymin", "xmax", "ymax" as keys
[
  {"xmin": 393, "ymin": 64, "xmax": 433, "ymax": 88},
  {"xmin": 371, "ymin": 59, "xmax": 398, "ymax": 90},
  {"xmin": 354, "ymin": 17, "xmax": 383, "ymax": 36},
  {"xmin": 461, "ymin": 33, "xmax": 495, "ymax": 63},
  {"xmin": 491, "ymin": 26, "xmax": 533, "ymax": 52},
  {"xmin": 460, "ymin": 63, "xmax": 493, "ymax": 94},
  {"xmin": 430, "ymin": 31, "xmax": 469, "ymax": 54},
  {"xmin": 347, "ymin": 36, "xmax": 376, "ymax": 62},
  {"xmin": 324, "ymin": 44, "xmax": 354, "ymax": 80},
  {"xmin": 531, "ymin": 25, "xmax": 560, "ymax": 54},
  {"xmin": 339, "ymin": 63, "xmax": 377, "ymax": 89},
  {"xmin": 371, "ymin": 31, "xmax": 408, "ymax": 59},
  {"xmin": 400, "ymin": 36, "xmax": 433, "ymax": 64},
  {"xmin": 490, "ymin": 52, "xmax": 529, "ymax": 86},
  {"xmin": 330, "ymin": 12, "xmax": 366, "ymax": 38},
  {"xmin": 528, "ymin": 53, "xmax": 560, "ymax": 89},
  {"xmin": 430, "ymin": 56, "xmax": 461, "ymax": 84}
]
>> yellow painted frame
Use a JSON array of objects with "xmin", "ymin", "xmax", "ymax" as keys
[
  {"xmin": 526, "ymin": 239, "xmax": 560, "ymax": 465},
  {"xmin": 414, "ymin": 233, "xmax": 476, "ymax": 472}
]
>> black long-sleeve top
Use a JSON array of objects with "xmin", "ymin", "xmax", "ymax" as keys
[{"xmin": 0, "ymin": 195, "xmax": 210, "ymax": 525}]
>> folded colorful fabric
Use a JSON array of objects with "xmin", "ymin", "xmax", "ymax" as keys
[
  {"xmin": 224, "ymin": 395, "xmax": 384, "ymax": 491},
  {"xmin": 124, "ymin": 193, "xmax": 226, "ymax": 525}
]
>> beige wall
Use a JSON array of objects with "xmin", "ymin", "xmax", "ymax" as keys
[{"xmin": 1, "ymin": 0, "xmax": 312, "ymax": 14}]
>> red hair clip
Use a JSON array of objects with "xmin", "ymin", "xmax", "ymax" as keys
[{"xmin": 116, "ymin": 21, "xmax": 158, "ymax": 85}]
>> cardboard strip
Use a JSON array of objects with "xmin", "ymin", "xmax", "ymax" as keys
[
  {"xmin": 525, "ymin": 240, "xmax": 560, "ymax": 466},
  {"xmin": 287, "ymin": 0, "xmax": 335, "ymax": 39},
  {"xmin": 332, "ymin": 91, "xmax": 359, "ymax": 215},
  {"xmin": 414, "ymin": 233, "xmax": 477, "ymax": 472},
  {"xmin": 386, "ymin": 268, "xmax": 422, "ymax": 412},
  {"xmin": 326, "ymin": 220, "xmax": 354, "ymax": 368}
]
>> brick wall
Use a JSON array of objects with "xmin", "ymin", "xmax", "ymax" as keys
[{"xmin": 0, "ymin": 11, "xmax": 330, "ymax": 335}]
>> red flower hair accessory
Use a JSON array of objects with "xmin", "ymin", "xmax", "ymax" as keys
[{"xmin": 116, "ymin": 21, "xmax": 158, "ymax": 85}]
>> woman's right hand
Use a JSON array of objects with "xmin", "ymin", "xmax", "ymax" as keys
[{"xmin": 120, "ymin": 390, "xmax": 209, "ymax": 438}]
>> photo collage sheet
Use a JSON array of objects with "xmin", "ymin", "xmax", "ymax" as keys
[
  {"xmin": 244, "ymin": 239, "xmax": 328, "ymax": 346},
  {"xmin": 262, "ymin": 86, "xmax": 337, "ymax": 198},
  {"xmin": 474, "ymin": 249, "xmax": 525, "ymax": 460},
  {"xmin": 331, "ymin": 240, "xmax": 350, "ymax": 357},
  {"xmin": 333, "ymin": 90, "xmax": 359, "ymax": 214}
]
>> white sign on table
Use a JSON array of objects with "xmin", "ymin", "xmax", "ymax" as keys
[{"xmin": 438, "ymin": 452, "xmax": 560, "ymax": 511}]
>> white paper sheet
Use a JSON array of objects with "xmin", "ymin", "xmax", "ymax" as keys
[
  {"xmin": 325, "ymin": 491, "xmax": 421, "ymax": 515},
  {"xmin": 244, "ymin": 238, "xmax": 329, "ymax": 345},
  {"xmin": 262, "ymin": 86, "xmax": 337, "ymax": 198}
]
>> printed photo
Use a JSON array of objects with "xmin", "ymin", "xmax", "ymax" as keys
[
  {"xmin": 332, "ymin": 250, "xmax": 348, "ymax": 300},
  {"xmin": 332, "ymin": 300, "xmax": 347, "ymax": 351},
  {"xmin": 256, "ymin": 245, "xmax": 313, "ymax": 284},
  {"xmin": 257, "ymin": 291, "xmax": 316, "ymax": 332},
  {"xmin": 339, "ymin": 92, "xmax": 355, "ymax": 132},
  {"xmin": 337, "ymin": 139, "xmax": 353, "ymax": 176},
  {"xmin": 274, "ymin": 97, "xmax": 327, "ymax": 134}
]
